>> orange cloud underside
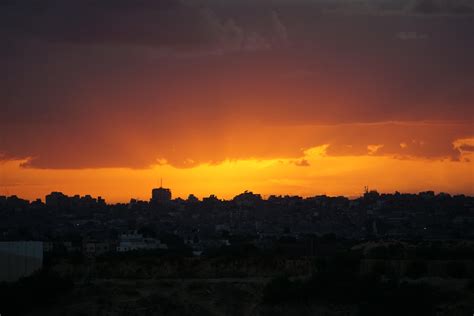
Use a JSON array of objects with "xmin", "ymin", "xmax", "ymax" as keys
[{"xmin": 1, "ymin": 145, "xmax": 473, "ymax": 203}]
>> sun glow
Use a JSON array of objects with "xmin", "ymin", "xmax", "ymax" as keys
[{"xmin": 1, "ymin": 145, "xmax": 472, "ymax": 203}]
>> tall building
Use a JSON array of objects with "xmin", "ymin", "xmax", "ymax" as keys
[{"xmin": 151, "ymin": 186, "xmax": 172, "ymax": 203}]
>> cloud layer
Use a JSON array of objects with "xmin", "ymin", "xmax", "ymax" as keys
[{"xmin": 1, "ymin": 0, "xmax": 473, "ymax": 169}]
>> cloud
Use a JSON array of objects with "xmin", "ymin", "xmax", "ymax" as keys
[
  {"xmin": 411, "ymin": 0, "xmax": 474, "ymax": 15},
  {"xmin": 199, "ymin": 9, "xmax": 273, "ymax": 53},
  {"xmin": 293, "ymin": 159, "xmax": 311, "ymax": 167},
  {"xmin": 367, "ymin": 144, "xmax": 384, "ymax": 155},
  {"xmin": 3, "ymin": 143, "xmax": 473, "ymax": 202},
  {"xmin": 396, "ymin": 31, "xmax": 428, "ymax": 40},
  {"xmin": 0, "ymin": 0, "xmax": 473, "ymax": 169},
  {"xmin": 453, "ymin": 138, "xmax": 474, "ymax": 154},
  {"xmin": 176, "ymin": 8, "xmax": 290, "ymax": 53},
  {"xmin": 261, "ymin": 0, "xmax": 473, "ymax": 16},
  {"xmin": 412, "ymin": 0, "xmax": 441, "ymax": 14},
  {"xmin": 271, "ymin": 11, "xmax": 289, "ymax": 45},
  {"xmin": 322, "ymin": 122, "xmax": 473, "ymax": 162},
  {"xmin": 0, "ymin": 0, "xmax": 292, "ymax": 56},
  {"xmin": 1, "ymin": 119, "xmax": 471, "ymax": 169},
  {"xmin": 459, "ymin": 144, "xmax": 474, "ymax": 152}
]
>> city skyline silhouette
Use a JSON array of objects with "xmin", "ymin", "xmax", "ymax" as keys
[{"xmin": 1, "ymin": 1, "xmax": 473, "ymax": 314}]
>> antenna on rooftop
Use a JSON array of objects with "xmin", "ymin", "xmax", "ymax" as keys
[{"xmin": 160, "ymin": 177, "xmax": 163, "ymax": 188}]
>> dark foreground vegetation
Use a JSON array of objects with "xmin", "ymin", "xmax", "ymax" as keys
[
  {"xmin": 262, "ymin": 254, "xmax": 472, "ymax": 316},
  {"xmin": 0, "ymin": 270, "xmax": 73, "ymax": 316},
  {"xmin": 2, "ymin": 238, "xmax": 474, "ymax": 316}
]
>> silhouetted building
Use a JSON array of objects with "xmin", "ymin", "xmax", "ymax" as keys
[
  {"xmin": 233, "ymin": 191, "xmax": 262, "ymax": 206},
  {"xmin": 187, "ymin": 194, "xmax": 199, "ymax": 203},
  {"xmin": 45, "ymin": 192, "xmax": 69, "ymax": 208},
  {"xmin": 151, "ymin": 187, "xmax": 172, "ymax": 203}
]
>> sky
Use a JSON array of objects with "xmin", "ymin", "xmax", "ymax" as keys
[{"xmin": 1, "ymin": 0, "xmax": 473, "ymax": 202}]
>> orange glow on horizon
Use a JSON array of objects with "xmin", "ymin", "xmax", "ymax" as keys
[{"xmin": 1, "ymin": 145, "xmax": 473, "ymax": 203}]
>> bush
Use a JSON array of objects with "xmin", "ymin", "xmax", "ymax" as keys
[
  {"xmin": 0, "ymin": 270, "xmax": 73, "ymax": 315},
  {"xmin": 406, "ymin": 260, "xmax": 428, "ymax": 279},
  {"xmin": 261, "ymin": 255, "xmax": 447, "ymax": 316},
  {"xmin": 446, "ymin": 261, "xmax": 468, "ymax": 279},
  {"xmin": 262, "ymin": 275, "xmax": 296, "ymax": 304}
]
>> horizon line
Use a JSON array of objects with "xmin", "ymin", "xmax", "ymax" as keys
[{"xmin": 2, "ymin": 189, "xmax": 472, "ymax": 205}]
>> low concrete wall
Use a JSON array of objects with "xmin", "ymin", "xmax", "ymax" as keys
[{"xmin": 0, "ymin": 241, "xmax": 43, "ymax": 282}]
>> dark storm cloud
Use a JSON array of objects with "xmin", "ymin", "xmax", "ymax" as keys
[
  {"xmin": 0, "ymin": 0, "xmax": 290, "ymax": 53},
  {"xmin": 204, "ymin": 0, "xmax": 474, "ymax": 16},
  {"xmin": 1, "ymin": 0, "xmax": 472, "ymax": 51},
  {"xmin": 0, "ymin": 0, "xmax": 206, "ymax": 48},
  {"xmin": 0, "ymin": 0, "xmax": 473, "ymax": 169},
  {"xmin": 412, "ymin": 0, "xmax": 474, "ymax": 15}
]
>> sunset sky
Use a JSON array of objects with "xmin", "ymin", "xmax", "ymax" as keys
[{"xmin": 1, "ymin": 0, "xmax": 473, "ymax": 202}]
